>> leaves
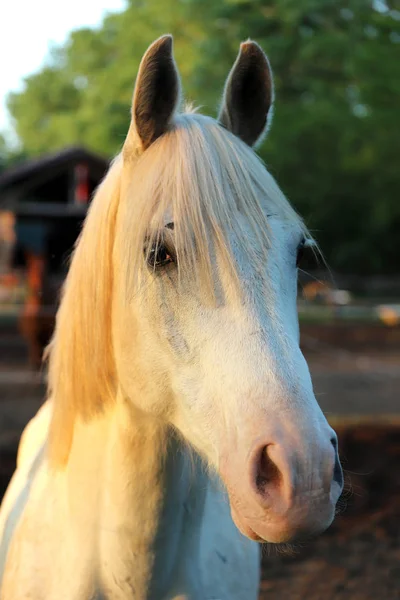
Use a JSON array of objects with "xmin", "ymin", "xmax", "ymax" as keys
[{"xmin": 3, "ymin": 0, "xmax": 400, "ymax": 274}]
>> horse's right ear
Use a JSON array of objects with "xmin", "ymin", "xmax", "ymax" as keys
[{"xmin": 124, "ymin": 35, "xmax": 181, "ymax": 157}]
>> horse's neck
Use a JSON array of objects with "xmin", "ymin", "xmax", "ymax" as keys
[{"xmin": 66, "ymin": 396, "xmax": 208, "ymax": 598}]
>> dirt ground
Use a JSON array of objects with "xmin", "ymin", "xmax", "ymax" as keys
[{"xmin": 0, "ymin": 335, "xmax": 399, "ymax": 598}]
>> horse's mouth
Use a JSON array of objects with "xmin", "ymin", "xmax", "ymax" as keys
[
  {"xmin": 230, "ymin": 506, "xmax": 264, "ymax": 542},
  {"xmin": 229, "ymin": 495, "xmax": 336, "ymax": 545}
]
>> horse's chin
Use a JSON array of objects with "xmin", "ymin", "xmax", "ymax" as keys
[
  {"xmin": 230, "ymin": 507, "xmax": 264, "ymax": 542},
  {"xmin": 230, "ymin": 503, "xmax": 330, "ymax": 546}
]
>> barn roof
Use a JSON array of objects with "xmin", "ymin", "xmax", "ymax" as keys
[{"xmin": 0, "ymin": 146, "xmax": 109, "ymax": 192}]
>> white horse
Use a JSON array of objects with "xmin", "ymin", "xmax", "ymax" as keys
[{"xmin": 0, "ymin": 36, "xmax": 343, "ymax": 599}]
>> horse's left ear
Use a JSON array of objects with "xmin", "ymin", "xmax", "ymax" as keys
[
  {"xmin": 218, "ymin": 41, "xmax": 274, "ymax": 148},
  {"xmin": 124, "ymin": 35, "xmax": 181, "ymax": 156}
]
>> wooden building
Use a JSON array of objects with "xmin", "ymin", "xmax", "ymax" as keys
[{"xmin": 0, "ymin": 147, "xmax": 109, "ymax": 366}]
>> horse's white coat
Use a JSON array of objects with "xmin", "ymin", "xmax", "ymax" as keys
[
  {"xmin": 0, "ymin": 36, "xmax": 342, "ymax": 599},
  {"xmin": 0, "ymin": 399, "xmax": 259, "ymax": 599}
]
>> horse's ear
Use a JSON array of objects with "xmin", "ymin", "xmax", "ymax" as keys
[
  {"xmin": 124, "ymin": 35, "xmax": 181, "ymax": 156},
  {"xmin": 218, "ymin": 41, "xmax": 274, "ymax": 148}
]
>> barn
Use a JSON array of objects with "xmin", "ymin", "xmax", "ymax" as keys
[{"xmin": 0, "ymin": 147, "xmax": 109, "ymax": 365}]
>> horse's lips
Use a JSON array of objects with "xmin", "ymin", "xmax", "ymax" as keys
[
  {"xmin": 230, "ymin": 506, "xmax": 264, "ymax": 542},
  {"xmin": 229, "ymin": 492, "xmax": 337, "ymax": 545}
]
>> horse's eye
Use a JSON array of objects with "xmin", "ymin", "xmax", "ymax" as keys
[
  {"xmin": 296, "ymin": 239, "xmax": 306, "ymax": 267},
  {"xmin": 147, "ymin": 243, "xmax": 174, "ymax": 269}
]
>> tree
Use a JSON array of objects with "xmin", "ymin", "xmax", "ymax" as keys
[{"xmin": 3, "ymin": 0, "xmax": 400, "ymax": 274}]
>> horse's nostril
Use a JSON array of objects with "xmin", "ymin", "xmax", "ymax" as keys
[
  {"xmin": 333, "ymin": 454, "xmax": 343, "ymax": 487},
  {"xmin": 255, "ymin": 446, "xmax": 281, "ymax": 495},
  {"xmin": 330, "ymin": 436, "xmax": 343, "ymax": 487}
]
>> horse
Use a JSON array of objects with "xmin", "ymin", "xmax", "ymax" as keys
[{"xmin": 0, "ymin": 36, "xmax": 343, "ymax": 599}]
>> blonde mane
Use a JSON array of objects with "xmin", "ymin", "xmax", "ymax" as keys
[{"xmin": 47, "ymin": 112, "xmax": 306, "ymax": 466}]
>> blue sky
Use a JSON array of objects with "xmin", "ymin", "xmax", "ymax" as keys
[{"xmin": 0, "ymin": 0, "xmax": 126, "ymax": 144}]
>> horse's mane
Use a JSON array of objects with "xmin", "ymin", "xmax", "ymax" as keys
[
  {"xmin": 46, "ymin": 156, "xmax": 121, "ymax": 465},
  {"xmin": 46, "ymin": 111, "xmax": 306, "ymax": 466}
]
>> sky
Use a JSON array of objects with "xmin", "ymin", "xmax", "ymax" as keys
[{"xmin": 0, "ymin": 0, "xmax": 126, "ymax": 144}]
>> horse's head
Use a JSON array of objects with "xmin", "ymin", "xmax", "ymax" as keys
[
  {"xmin": 114, "ymin": 36, "xmax": 343, "ymax": 544},
  {"xmin": 50, "ymin": 36, "xmax": 343, "ymax": 545}
]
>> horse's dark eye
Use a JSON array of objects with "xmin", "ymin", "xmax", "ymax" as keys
[
  {"xmin": 147, "ymin": 243, "xmax": 174, "ymax": 269},
  {"xmin": 296, "ymin": 239, "xmax": 306, "ymax": 267}
]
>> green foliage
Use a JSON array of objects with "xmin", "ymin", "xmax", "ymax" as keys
[
  {"xmin": 0, "ymin": 135, "xmax": 7, "ymax": 173},
  {"xmin": 3, "ymin": 0, "xmax": 400, "ymax": 274},
  {"xmin": 0, "ymin": 135, "xmax": 28, "ymax": 174}
]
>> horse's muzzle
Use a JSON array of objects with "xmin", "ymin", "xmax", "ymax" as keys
[{"xmin": 220, "ymin": 425, "xmax": 343, "ymax": 544}]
